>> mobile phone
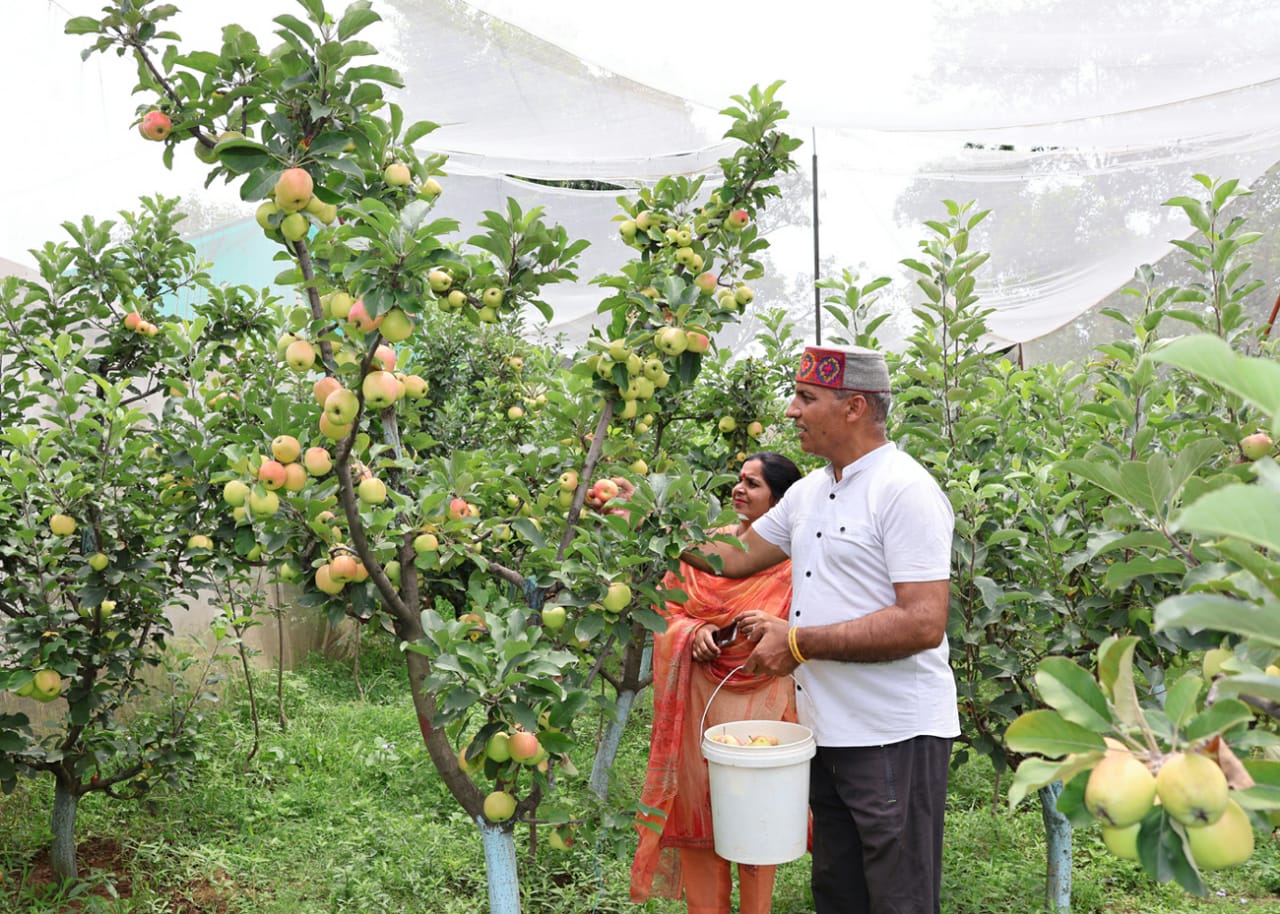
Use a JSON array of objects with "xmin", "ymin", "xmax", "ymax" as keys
[{"xmin": 712, "ymin": 621, "xmax": 739, "ymax": 647}]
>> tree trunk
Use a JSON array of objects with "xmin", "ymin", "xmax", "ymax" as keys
[
  {"xmin": 1039, "ymin": 780, "xmax": 1072, "ymax": 914},
  {"xmin": 50, "ymin": 775, "xmax": 80, "ymax": 883},
  {"xmin": 480, "ymin": 821, "xmax": 522, "ymax": 914},
  {"xmin": 589, "ymin": 638, "xmax": 651, "ymax": 798}
]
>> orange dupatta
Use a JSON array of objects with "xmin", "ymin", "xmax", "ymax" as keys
[{"xmin": 630, "ymin": 549, "xmax": 793, "ymax": 901}]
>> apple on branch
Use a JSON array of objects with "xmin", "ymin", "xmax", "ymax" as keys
[{"xmin": 138, "ymin": 110, "xmax": 171, "ymax": 141}]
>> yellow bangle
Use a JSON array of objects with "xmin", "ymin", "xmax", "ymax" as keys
[{"xmin": 787, "ymin": 626, "xmax": 807, "ymax": 664}]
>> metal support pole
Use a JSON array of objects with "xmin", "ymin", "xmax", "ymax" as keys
[{"xmin": 812, "ymin": 127, "xmax": 821, "ymax": 344}]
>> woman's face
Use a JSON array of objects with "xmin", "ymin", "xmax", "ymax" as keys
[{"xmin": 731, "ymin": 459, "xmax": 775, "ymax": 523}]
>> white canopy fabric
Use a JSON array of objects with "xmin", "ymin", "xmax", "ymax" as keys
[{"xmin": 8, "ymin": 0, "xmax": 1280, "ymax": 355}]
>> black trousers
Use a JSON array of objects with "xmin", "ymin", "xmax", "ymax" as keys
[{"xmin": 809, "ymin": 736, "xmax": 952, "ymax": 914}]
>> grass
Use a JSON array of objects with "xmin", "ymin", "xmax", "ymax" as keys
[{"xmin": 2, "ymin": 643, "xmax": 1279, "ymax": 913}]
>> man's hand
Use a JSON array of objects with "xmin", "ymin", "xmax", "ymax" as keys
[{"xmin": 741, "ymin": 611, "xmax": 798, "ymax": 677}]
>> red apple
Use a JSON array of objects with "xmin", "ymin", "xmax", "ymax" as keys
[
  {"xmin": 274, "ymin": 167, "xmax": 314, "ymax": 213},
  {"xmin": 347, "ymin": 299, "xmax": 383, "ymax": 334},
  {"xmin": 138, "ymin": 110, "xmax": 172, "ymax": 141},
  {"xmin": 258, "ymin": 459, "xmax": 287, "ymax": 490},
  {"xmin": 313, "ymin": 376, "xmax": 342, "ymax": 407},
  {"xmin": 508, "ymin": 731, "xmax": 540, "ymax": 763},
  {"xmin": 303, "ymin": 447, "xmax": 332, "ymax": 476},
  {"xmin": 448, "ymin": 497, "xmax": 472, "ymax": 520},
  {"xmin": 1240, "ymin": 432, "xmax": 1273, "ymax": 461},
  {"xmin": 362, "ymin": 370, "xmax": 402, "ymax": 409}
]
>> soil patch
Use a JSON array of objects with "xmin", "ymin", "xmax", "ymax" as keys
[{"xmin": 5, "ymin": 837, "xmax": 233, "ymax": 913}]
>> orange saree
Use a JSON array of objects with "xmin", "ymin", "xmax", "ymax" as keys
[{"xmin": 630, "ymin": 548, "xmax": 795, "ymax": 905}]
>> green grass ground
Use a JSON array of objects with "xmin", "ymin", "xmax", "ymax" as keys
[{"xmin": 2, "ymin": 645, "xmax": 1278, "ymax": 913}]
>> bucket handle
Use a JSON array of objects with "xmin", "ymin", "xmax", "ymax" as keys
[{"xmin": 698, "ymin": 664, "xmax": 748, "ymax": 738}]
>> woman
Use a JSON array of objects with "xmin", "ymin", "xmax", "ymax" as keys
[{"xmin": 630, "ymin": 451, "xmax": 802, "ymax": 914}]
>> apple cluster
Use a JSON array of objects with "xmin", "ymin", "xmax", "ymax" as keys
[
  {"xmin": 10, "ymin": 667, "xmax": 64, "ymax": 703},
  {"xmin": 254, "ymin": 168, "xmax": 338, "ymax": 245},
  {"xmin": 1084, "ymin": 741, "xmax": 1256, "ymax": 871},
  {"xmin": 122, "ymin": 311, "xmax": 161, "ymax": 337},
  {"xmin": 424, "ymin": 266, "xmax": 509, "ymax": 324}
]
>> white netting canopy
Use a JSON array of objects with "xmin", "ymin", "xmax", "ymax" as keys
[{"xmin": 7, "ymin": 0, "xmax": 1280, "ymax": 358}]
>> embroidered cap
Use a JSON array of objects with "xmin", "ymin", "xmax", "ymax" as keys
[{"xmin": 795, "ymin": 345, "xmax": 890, "ymax": 392}]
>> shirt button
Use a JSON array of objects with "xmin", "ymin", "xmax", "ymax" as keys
[
  {"xmin": 805, "ymin": 571, "xmax": 811, "ymax": 577},
  {"xmin": 816, "ymin": 532, "xmax": 822, "ymax": 538},
  {"xmin": 840, "ymin": 526, "xmax": 846, "ymax": 532},
  {"xmin": 829, "ymin": 493, "xmax": 835, "ymax": 499}
]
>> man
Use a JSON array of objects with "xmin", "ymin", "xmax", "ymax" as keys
[{"xmin": 685, "ymin": 344, "xmax": 958, "ymax": 914}]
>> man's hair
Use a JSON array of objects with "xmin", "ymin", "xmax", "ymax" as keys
[{"xmin": 834, "ymin": 388, "xmax": 891, "ymax": 427}]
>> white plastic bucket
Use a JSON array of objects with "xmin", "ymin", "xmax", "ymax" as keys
[{"xmin": 701, "ymin": 719, "xmax": 815, "ymax": 864}]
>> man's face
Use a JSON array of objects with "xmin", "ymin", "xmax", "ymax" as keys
[{"xmin": 784, "ymin": 382, "xmax": 852, "ymax": 459}]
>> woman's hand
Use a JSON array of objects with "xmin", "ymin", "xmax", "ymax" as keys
[
  {"xmin": 585, "ymin": 476, "xmax": 635, "ymax": 518},
  {"xmin": 690, "ymin": 624, "xmax": 728, "ymax": 662}
]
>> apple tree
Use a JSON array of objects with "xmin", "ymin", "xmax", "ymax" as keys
[
  {"xmin": 70, "ymin": 0, "xmax": 801, "ymax": 908},
  {"xmin": 1001, "ymin": 178, "xmax": 1280, "ymax": 901},
  {"xmin": 0, "ymin": 195, "xmax": 278, "ymax": 881}
]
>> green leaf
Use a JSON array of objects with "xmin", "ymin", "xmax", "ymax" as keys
[
  {"xmin": 338, "ymin": 5, "xmax": 381, "ymax": 40},
  {"xmin": 1097, "ymin": 636, "xmax": 1143, "ymax": 727},
  {"xmin": 1212, "ymin": 673, "xmax": 1280, "ymax": 705},
  {"xmin": 1147, "ymin": 335, "xmax": 1280, "ymax": 425},
  {"xmin": 1005, "ymin": 710, "xmax": 1105, "ymax": 759},
  {"xmin": 1136, "ymin": 809, "xmax": 1205, "ymax": 895},
  {"xmin": 65, "ymin": 16, "xmax": 103, "ymax": 35},
  {"xmin": 1155, "ymin": 594, "xmax": 1280, "ymax": 648},
  {"xmin": 1175, "ymin": 482, "xmax": 1280, "ymax": 551},
  {"xmin": 1160, "ymin": 672, "xmax": 1202, "ymax": 734},
  {"xmin": 1034, "ymin": 657, "xmax": 1112, "ymax": 731},
  {"xmin": 1182, "ymin": 698, "xmax": 1254, "ymax": 742}
]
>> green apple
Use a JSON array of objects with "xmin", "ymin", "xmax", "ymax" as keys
[
  {"xmin": 383, "ymin": 162, "xmax": 412, "ymax": 186},
  {"xmin": 324, "ymin": 388, "xmax": 360, "ymax": 425},
  {"xmin": 1156, "ymin": 752, "xmax": 1228, "ymax": 826},
  {"xmin": 483, "ymin": 790, "xmax": 516, "ymax": 822},
  {"xmin": 428, "ymin": 270, "xmax": 453, "ymax": 293},
  {"xmin": 280, "ymin": 212, "xmax": 309, "ymax": 241},
  {"xmin": 362, "ymin": 370, "xmax": 403, "ymax": 410},
  {"xmin": 379, "ymin": 308, "xmax": 414, "ymax": 343},
  {"xmin": 413, "ymin": 532, "xmax": 439, "ymax": 554},
  {"xmin": 88, "ymin": 552, "xmax": 110, "ymax": 572},
  {"xmin": 602, "ymin": 582, "xmax": 631, "ymax": 613},
  {"xmin": 541, "ymin": 606, "xmax": 567, "ymax": 632},
  {"xmin": 357, "ymin": 477, "xmax": 388, "ymax": 505},
  {"xmin": 654, "ymin": 327, "xmax": 688, "ymax": 356},
  {"xmin": 271, "ymin": 435, "xmax": 301, "ymax": 464},
  {"xmin": 1084, "ymin": 751, "xmax": 1155, "ymax": 828},
  {"xmin": 49, "ymin": 513, "xmax": 77, "ymax": 536},
  {"xmin": 284, "ymin": 339, "xmax": 316, "ymax": 372}
]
